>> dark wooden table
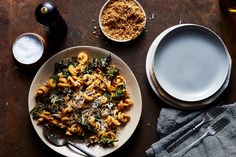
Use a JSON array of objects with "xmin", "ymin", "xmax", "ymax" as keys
[{"xmin": 1, "ymin": 0, "xmax": 236, "ymax": 156}]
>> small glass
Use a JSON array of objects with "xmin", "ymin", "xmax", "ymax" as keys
[{"xmin": 219, "ymin": 0, "xmax": 236, "ymax": 14}]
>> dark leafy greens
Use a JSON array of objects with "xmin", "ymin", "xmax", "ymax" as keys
[
  {"xmin": 85, "ymin": 54, "xmax": 113, "ymax": 74},
  {"xmin": 113, "ymin": 86, "xmax": 126, "ymax": 99},
  {"xmin": 100, "ymin": 137, "xmax": 118, "ymax": 146},
  {"xmin": 106, "ymin": 66, "xmax": 119, "ymax": 79},
  {"xmin": 54, "ymin": 57, "xmax": 77, "ymax": 75}
]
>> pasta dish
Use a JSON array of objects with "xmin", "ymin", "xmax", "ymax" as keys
[{"xmin": 30, "ymin": 51, "xmax": 133, "ymax": 147}]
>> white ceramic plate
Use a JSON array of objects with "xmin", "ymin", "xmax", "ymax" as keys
[
  {"xmin": 146, "ymin": 24, "xmax": 231, "ymax": 109},
  {"xmin": 146, "ymin": 25, "xmax": 180, "ymax": 104},
  {"xmin": 28, "ymin": 46, "xmax": 142, "ymax": 157},
  {"xmin": 153, "ymin": 24, "xmax": 230, "ymax": 102}
]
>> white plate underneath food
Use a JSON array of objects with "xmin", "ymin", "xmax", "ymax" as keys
[{"xmin": 28, "ymin": 46, "xmax": 142, "ymax": 157}]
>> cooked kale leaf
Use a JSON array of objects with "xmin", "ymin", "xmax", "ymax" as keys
[
  {"xmin": 84, "ymin": 62, "xmax": 94, "ymax": 74},
  {"xmin": 106, "ymin": 66, "xmax": 119, "ymax": 79},
  {"xmin": 100, "ymin": 137, "xmax": 118, "ymax": 146},
  {"xmin": 84, "ymin": 54, "xmax": 111, "ymax": 74},
  {"xmin": 93, "ymin": 55, "xmax": 111, "ymax": 69},
  {"xmin": 113, "ymin": 86, "xmax": 125, "ymax": 99},
  {"xmin": 54, "ymin": 57, "xmax": 77, "ymax": 74}
]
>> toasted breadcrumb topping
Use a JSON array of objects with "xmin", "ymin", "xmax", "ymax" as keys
[{"xmin": 101, "ymin": 0, "xmax": 146, "ymax": 41}]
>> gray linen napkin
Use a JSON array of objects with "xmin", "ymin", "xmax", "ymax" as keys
[{"xmin": 146, "ymin": 103, "xmax": 236, "ymax": 157}]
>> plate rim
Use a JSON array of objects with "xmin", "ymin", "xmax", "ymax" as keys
[{"xmin": 28, "ymin": 45, "xmax": 142, "ymax": 157}]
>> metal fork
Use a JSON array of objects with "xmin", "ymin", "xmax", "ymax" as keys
[
  {"xmin": 166, "ymin": 106, "xmax": 226, "ymax": 152},
  {"xmin": 174, "ymin": 117, "xmax": 230, "ymax": 157}
]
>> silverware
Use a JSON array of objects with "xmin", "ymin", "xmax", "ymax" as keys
[
  {"xmin": 43, "ymin": 126, "xmax": 95, "ymax": 157},
  {"xmin": 166, "ymin": 106, "xmax": 226, "ymax": 152},
  {"xmin": 174, "ymin": 117, "xmax": 230, "ymax": 157}
]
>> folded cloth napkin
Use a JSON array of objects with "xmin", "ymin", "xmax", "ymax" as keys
[{"xmin": 146, "ymin": 103, "xmax": 236, "ymax": 157}]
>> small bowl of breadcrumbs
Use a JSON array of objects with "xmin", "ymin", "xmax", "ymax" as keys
[{"xmin": 99, "ymin": 0, "xmax": 146, "ymax": 42}]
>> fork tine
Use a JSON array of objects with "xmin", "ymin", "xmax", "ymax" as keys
[
  {"xmin": 208, "ymin": 107, "xmax": 220, "ymax": 115},
  {"xmin": 212, "ymin": 117, "xmax": 230, "ymax": 132},
  {"xmin": 209, "ymin": 107, "xmax": 226, "ymax": 118},
  {"xmin": 213, "ymin": 108, "xmax": 226, "ymax": 117},
  {"xmin": 214, "ymin": 108, "xmax": 227, "ymax": 116}
]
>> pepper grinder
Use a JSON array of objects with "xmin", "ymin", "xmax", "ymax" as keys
[{"xmin": 35, "ymin": 2, "xmax": 67, "ymax": 39}]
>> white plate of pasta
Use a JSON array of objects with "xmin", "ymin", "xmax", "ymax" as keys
[{"xmin": 28, "ymin": 46, "xmax": 142, "ymax": 157}]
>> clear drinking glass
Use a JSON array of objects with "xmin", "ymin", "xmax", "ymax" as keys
[{"xmin": 219, "ymin": 0, "xmax": 236, "ymax": 14}]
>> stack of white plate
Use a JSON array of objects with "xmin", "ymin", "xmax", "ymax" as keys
[{"xmin": 146, "ymin": 24, "xmax": 231, "ymax": 109}]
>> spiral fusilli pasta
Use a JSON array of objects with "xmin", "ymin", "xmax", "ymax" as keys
[{"xmin": 31, "ymin": 52, "xmax": 133, "ymax": 147}]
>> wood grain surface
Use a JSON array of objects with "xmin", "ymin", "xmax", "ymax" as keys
[{"xmin": 0, "ymin": 0, "xmax": 236, "ymax": 156}]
